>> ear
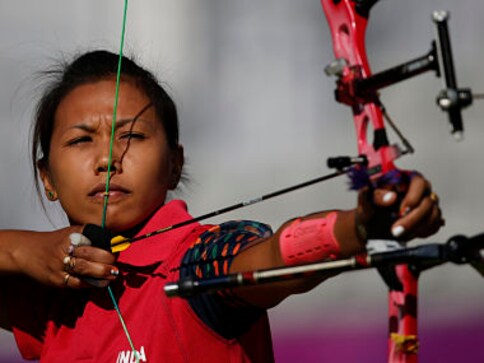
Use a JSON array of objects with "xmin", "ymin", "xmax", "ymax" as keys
[
  {"xmin": 38, "ymin": 159, "xmax": 58, "ymax": 201},
  {"xmin": 168, "ymin": 145, "xmax": 184, "ymax": 190}
]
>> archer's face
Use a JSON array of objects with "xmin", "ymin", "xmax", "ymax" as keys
[{"xmin": 40, "ymin": 78, "xmax": 183, "ymax": 233}]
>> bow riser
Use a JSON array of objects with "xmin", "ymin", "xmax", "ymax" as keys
[{"xmin": 322, "ymin": 0, "xmax": 397, "ymax": 176}]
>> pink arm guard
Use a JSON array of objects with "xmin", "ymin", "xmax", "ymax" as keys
[{"xmin": 279, "ymin": 212, "xmax": 340, "ymax": 266}]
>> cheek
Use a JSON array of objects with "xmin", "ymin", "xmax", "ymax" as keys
[
  {"xmin": 148, "ymin": 154, "xmax": 172, "ymax": 186},
  {"xmin": 129, "ymin": 146, "xmax": 172, "ymax": 187},
  {"xmin": 47, "ymin": 151, "xmax": 91, "ymax": 191}
]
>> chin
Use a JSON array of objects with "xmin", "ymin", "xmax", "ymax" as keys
[{"xmin": 102, "ymin": 213, "xmax": 146, "ymax": 235}]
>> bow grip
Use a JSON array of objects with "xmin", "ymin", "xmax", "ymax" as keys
[
  {"xmin": 82, "ymin": 224, "xmax": 113, "ymax": 252},
  {"xmin": 359, "ymin": 170, "xmax": 415, "ymax": 240}
]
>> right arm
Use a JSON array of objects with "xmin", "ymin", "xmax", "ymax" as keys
[{"xmin": 0, "ymin": 228, "xmax": 118, "ymax": 329}]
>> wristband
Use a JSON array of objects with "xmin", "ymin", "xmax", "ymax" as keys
[{"xmin": 279, "ymin": 212, "xmax": 340, "ymax": 266}]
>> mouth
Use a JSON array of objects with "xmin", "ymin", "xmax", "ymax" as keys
[{"xmin": 88, "ymin": 183, "xmax": 131, "ymax": 202}]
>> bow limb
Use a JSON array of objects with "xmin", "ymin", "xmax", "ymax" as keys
[{"xmin": 321, "ymin": 1, "xmax": 417, "ymax": 362}]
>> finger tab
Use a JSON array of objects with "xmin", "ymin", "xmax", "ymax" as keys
[{"xmin": 82, "ymin": 224, "xmax": 113, "ymax": 251}]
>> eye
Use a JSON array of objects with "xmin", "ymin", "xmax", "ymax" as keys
[
  {"xmin": 66, "ymin": 136, "xmax": 92, "ymax": 146},
  {"xmin": 119, "ymin": 132, "xmax": 146, "ymax": 141}
]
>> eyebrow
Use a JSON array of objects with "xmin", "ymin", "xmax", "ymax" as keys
[
  {"xmin": 69, "ymin": 102, "xmax": 155, "ymax": 132},
  {"xmin": 116, "ymin": 102, "xmax": 154, "ymax": 129},
  {"xmin": 68, "ymin": 118, "xmax": 151, "ymax": 132},
  {"xmin": 115, "ymin": 118, "xmax": 151, "ymax": 129}
]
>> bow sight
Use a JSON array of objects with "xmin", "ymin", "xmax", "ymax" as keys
[{"xmin": 324, "ymin": 9, "xmax": 472, "ymax": 141}]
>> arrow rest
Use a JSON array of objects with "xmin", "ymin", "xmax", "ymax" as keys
[{"xmin": 326, "ymin": 154, "xmax": 368, "ymax": 171}]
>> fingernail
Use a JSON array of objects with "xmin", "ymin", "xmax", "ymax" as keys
[
  {"xmin": 392, "ymin": 225, "xmax": 405, "ymax": 238},
  {"xmin": 383, "ymin": 192, "xmax": 394, "ymax": 203},
  {"xmin": 110, "ymin": 268, "xmax": 119, "ymax": 276}
]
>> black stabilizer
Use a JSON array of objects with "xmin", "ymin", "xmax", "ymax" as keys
[
  {"xmin": 446, "ymin": 233, "xmax": 484, "ymax": 273},
  {"xmin": 82, "ymin": 224, "xmax": 113, "ymax": 251}
]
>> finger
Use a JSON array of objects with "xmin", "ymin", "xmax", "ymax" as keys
[
  {"xmin": 63, "ymin": 256, "xmax": 119, "ymax": 279},
  {"xmin": 391, "ymin": 195, "xmax": 435, "ymax": 238},
  {"xmin": 63, "ymin": 255, "xmax": 77, "ymax": 272},
  {"xmin": 408, "ymin": 204, "xmax": 444, "ymax": 239},
  {"xmin": 67, "ymin": 256, "xmax": 119, "ymax": 280},
  {"xmin": 66, "ymin": 232, "xmax": 92, "ymax": 256},
  {"xmin": 61, "ymin": 273, "xmax": 91, "ymax": 289},
  {"xmin": 69, "ymin": 232, "xmax": 92, "ymax": 247},
  {"xmin": 61, "ymin": 272, "xmax": 110, "ymax": 289},
  {"xmin": 400, "ymin": 175, "xmax": 431, "ymax": 214},
  {"xmin": 73, "ymin": 245, "xmax": 116, "ymax": 265},
  {"xmin": 372, "ymin": 189, "xmax": 398, "ymax": 207},
  {"xmin": 82, "ymin": 277, "xmax": 111, "ymax": 288}
]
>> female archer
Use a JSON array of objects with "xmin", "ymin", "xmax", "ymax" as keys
[{"xmin": 0, "ymin": 50, "xmax": 443, "ymax": 362}]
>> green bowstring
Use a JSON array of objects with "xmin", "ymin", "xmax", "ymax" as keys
[{"xmin": 100, "ymin": 0, "xmax": 139, "ymax": 361}]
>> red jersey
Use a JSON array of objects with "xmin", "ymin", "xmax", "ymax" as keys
[{"xmin": 6, "ymin": 200, "xmax": 274, "ymax": 362}]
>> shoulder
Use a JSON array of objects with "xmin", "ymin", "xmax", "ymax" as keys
[
  {"xmin": 183, "ymin": 221, "xmax": 273, "ymax": 268},
  {"xmin": 180, "ymin": 220, "xmax": 272, "ymax": 278},
  {"xmin": 197, "ymin": 220, "xmax": 273, "ymax": 245}
]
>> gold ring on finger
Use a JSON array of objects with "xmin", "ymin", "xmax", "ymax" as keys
[
  {"xmin": 63, "ymin": 256, "xmax": 71, "ymax": 271},
  {"xmin": 68, "ymin": 256, "xmax": 76, "ymax": 271},
  {"xmin": 63, "ymin": 273, "xmax": 71, "ymax": 286},
  {"xmin": 63, "ymin": 255, "xmax": 76, "ymax": 272},
  {"xmin": 429, "ymin": 192, "xmax": 439, "ymax": 203}
]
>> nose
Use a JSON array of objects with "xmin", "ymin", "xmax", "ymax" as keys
[{"xmin": 94, "ymin": 146, "xmax": 123, "ymax": 176}]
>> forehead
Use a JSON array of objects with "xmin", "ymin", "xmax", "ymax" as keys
[{"xmin": 54, "ymin": 78, "xmax": 159, "ymax": 128}]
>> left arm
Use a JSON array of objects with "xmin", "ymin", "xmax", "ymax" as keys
[{"xmin": 229, "ymin": 174, "xmax": 443, "ymax": 308}]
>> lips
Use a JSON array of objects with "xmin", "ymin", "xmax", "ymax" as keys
[{"xmin": 88, "ymin": 182, "xmax": 131, "ymax": 201}]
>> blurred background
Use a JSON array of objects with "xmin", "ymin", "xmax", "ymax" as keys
[{"xmin": 1, "ymin": 1, "xmax": 483, "ymax": 362}]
